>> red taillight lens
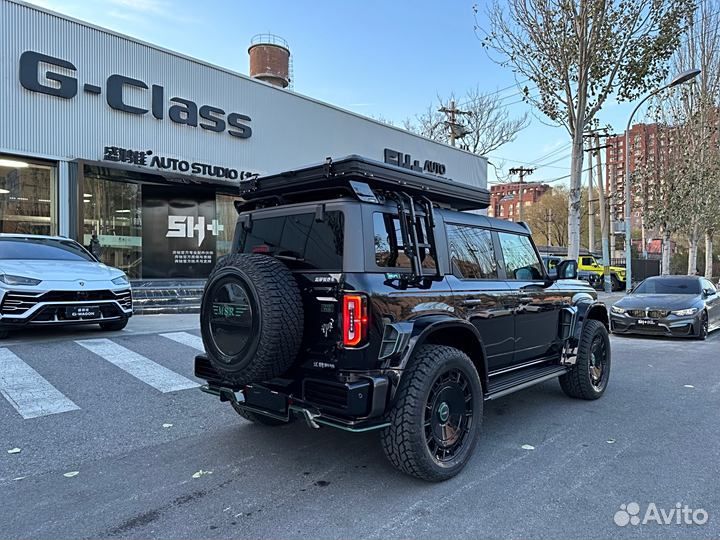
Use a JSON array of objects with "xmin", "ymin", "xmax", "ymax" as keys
[{"xmin": 343, "ymin": 294, "xmax": 368, "ymax": 347}]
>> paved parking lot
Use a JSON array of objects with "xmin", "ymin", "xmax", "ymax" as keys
[{"xmin": 1, "ymin": 315, "xmax": 719, "ymax": 539}]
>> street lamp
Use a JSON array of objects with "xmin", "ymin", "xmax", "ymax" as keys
[{"xmin": 623, "ymin": 68, "xmax": 700, "ymax": 290}]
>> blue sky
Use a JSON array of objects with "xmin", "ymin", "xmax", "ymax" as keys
[{"xmin": 28, "ymin": 0, "xmax": 642, "ymax": 185}]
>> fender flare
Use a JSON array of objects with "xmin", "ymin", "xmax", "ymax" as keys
[
  {"xmin": 571, "ymin": 298, "xmax": 609, "ymax": 342},
  {"xmin": 382, "ymin": 315, "xmax": 489, "ymax": 392}
]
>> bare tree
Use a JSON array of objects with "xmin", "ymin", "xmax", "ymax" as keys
[
  {"xmin": 481, "ymin": 0, "xmax": 692, "ymax": 260},
  {"xmin": 403, "ymin": 88, "xmax": 528, "ymax": 155}
]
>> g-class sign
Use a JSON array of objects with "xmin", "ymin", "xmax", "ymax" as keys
[
  {"xmin": 18, "ymin": 51, "xmax": 252, "ymax": 139},
  {"xmin": 384, "ymin": 148, "xmax": 447, "ymax": 177}
]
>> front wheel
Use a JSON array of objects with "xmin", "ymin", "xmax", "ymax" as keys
[
  {"xmin": 559, "ymin": 319, "xmax": 611, "ymax": 400},
  {"xmin": 695, "ymin": 311, "xmax": 708, "ymax": 340},
  {"xmin": 99, "ymin": 318, "xmax": 128, "ymax": 331},
  {"xmin": 381, "ymin": 345, "xmax": 483, "ymax": 482}
]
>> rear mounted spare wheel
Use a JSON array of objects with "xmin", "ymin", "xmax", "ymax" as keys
[{"xmin": 200, "ymin": 253, "xmax": 303, "ymax": 386}]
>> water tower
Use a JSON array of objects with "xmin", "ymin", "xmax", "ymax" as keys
[{"xmin": 248, "ymin": 34, "xmax": 292, "ymax": 89}]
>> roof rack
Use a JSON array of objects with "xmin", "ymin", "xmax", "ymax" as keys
[{"xmin": 235, "ymin": 155, "xmax": 489, "ymax": 212}]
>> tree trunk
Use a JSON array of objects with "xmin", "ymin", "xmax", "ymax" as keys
[
  {"xmin": 687, "ymin": 225, "xmax": 699, "ymax": 275},
  {"xmin": 661, "ymin": 227, "xmax": 671, "ymax": 276},
  {"xmin": 567, "ymin": 134, "xmax": 584, "ymax": 261},
  {"xmin": 705, "ymin": 230, "xmax": 714, "ymax": 279}
]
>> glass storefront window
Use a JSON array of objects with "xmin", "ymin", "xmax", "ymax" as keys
[
  {"xmin": 0, "ymin": 155, "xmax": 57, "ymax": 235},
  {"xmin": 82, "ymin": 168, "xmax": 142, "ymax": 279},
  {"xmin": 216, "ymin": 194, "xmax": 238, "ymax": 257}
]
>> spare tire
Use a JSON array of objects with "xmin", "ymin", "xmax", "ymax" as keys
[{"xmin": 200, "ymin": 253, "xmax": 303, "ymax": 386}]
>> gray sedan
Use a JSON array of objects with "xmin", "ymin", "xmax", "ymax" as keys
[{"xmin": 610, "ymin": 275, "xmax": 720, "ymax": 340}]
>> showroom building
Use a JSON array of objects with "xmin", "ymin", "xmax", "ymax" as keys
[{"xmin": 0, "ymin": 0, "xmax": 487, "ymax": 281}]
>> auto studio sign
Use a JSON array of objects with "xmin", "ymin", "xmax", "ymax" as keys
[{"xmin": 18, "ymin": 50, "xmax": 253, "ymax": 138}]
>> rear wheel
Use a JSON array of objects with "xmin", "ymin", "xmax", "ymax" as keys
[
  {"xmin": 611, "ymin": 274, "xmax": 622, "ymax": 291},
  {"xmin": 559, "ymin": 319, "xmax": 610, "ymax": 400},
  {"xmin": 99, "ymin": 318, "xmax": 128, "ymax": 331},
  {"xmin": 381, "ymin": 345, "xmax": 483, "ymax": 482}
]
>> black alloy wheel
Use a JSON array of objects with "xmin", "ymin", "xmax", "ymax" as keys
[
  {"xmin": 696, "ymin": 311, "xmax": 709, "ymax": 341},
  {"xmin": 425, "ymin": 368, "xmax": 475, "ymax": 463},
  {"xmin": 559, "ymin": 319, "xmax": 611, "ymax": 400}
]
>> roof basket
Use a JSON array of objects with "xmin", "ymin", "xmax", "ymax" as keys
[{"xmin": 235, "ymin": 155, "xmax": 490, "ymax": 212}]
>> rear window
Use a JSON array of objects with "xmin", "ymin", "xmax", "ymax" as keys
[
  {"xmin": 373, "ymin": 212, "xmax": 435, "ymax": 270},
  {"xmin": 0, "ymin": 237, "xmax": 95, "ymax": 261},
  {"xmin": 238, "ymin": 211, "xmax": 344, "ymax": 270}
]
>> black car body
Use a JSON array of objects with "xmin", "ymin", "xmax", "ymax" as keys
[
  {"xmin": 195, "ymin": 156, "xmax": 612, "ymax": 481},
  {"xmin": 610, "ymin": 275, "xmax": 720, "ymax": 339}
]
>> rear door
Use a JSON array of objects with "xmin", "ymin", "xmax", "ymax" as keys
[
  {"xmin": 445, "ymin": 221, "xmax": 515, "ymax": 371},
  {"xmin": 496, "ymin": 231, "xmax": 562, "ymax": 364}
]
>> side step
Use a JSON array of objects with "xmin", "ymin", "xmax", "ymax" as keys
[{"xmin": 486, "ymin": 364, "xmax": 568, "ymax": 400}]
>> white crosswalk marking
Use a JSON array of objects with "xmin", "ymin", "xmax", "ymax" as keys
[
  {"xmin": 76, "ymin": 338, "xmax": 199, "ymax": 393},
  {"xmin": 160, "ymin": 332, "xmax": 204, "ymax": 351},
  {"xmin": 0, "ymin": 348, "xmax": 80, "ymax": 419}
]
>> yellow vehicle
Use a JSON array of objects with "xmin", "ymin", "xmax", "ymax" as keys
[{"xmin": 578, "ymin": 255, "xmax": 626, "ymax": 291}]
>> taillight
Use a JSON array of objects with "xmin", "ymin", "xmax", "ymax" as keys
[{"xmin": 343, "ymin": 294, "xmax": 368, "ymax": 347}]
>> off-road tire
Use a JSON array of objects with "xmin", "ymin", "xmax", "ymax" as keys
[
  {"xmin": 695, "ymin": 311, "xmax": 709, "ymax": 340},
  {"xmin": 381, "ymin": 345, "xmax": 483, "ymax": 482},
  {"xmin": 200, "ymin": 253, "xmax": 303, "ymax": 386},
  {"xmin": 99, "ymin": 318, "xmax": 129, "ymax": 331},
  {"xmin": 611, "ymin": 274, "xmax": 622, "ymax": 292},
  {"xmin": 232, "ymin": 402, "xmax": 290, "ymax": 426},
  {"xmin": 559, "ymin": 319, "xmax": 610, "ymax": 400}
]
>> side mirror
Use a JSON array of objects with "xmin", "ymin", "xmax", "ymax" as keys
[
  {"xmin": 553, "ymin": 259, "xmax": 578, "ymax": 280},
  {"xmin": 703, "ymin": 288, "xmax": 714, "ymax": 298}
]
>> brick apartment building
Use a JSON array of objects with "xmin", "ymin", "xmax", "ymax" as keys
[
  {"xmin": 487, "ymin": 181, "xmax": 550, "ymax": 221},
  {"xmin": 604, "ymin": 123, "xmax": 671, "ymax": 229}
]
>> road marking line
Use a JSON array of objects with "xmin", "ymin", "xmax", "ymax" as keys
[
  {"xmin": 0, "ymin": 348, "xmax": 80, "ymax": 419},
  {"xmin": 76, "ymin": 338, "xmax": 199, "ymax": 393},
  {"xmin": 160, "ymin": 332, "xmax": 204, "ymax": 351}
]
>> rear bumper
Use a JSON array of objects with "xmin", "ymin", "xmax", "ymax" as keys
[
  {"xmin": 610, "ymin": 314, "xmax": 699, "ymax": 337},
  {"xmin": 195, "ymin": 354, "xmax": 390, "ymax": 430}
]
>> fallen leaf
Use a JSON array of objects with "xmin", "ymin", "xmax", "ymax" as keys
[
  {"xmin": 162, "ymin": 423, "xmax": 173, "ymax": 428},
  {"xmin": 7, "ymin": 447, "xmax": 21, "ymax": 454},
  {"xmin": 63, "ymin": 471, "xmax": 79, "ymax": 478},
  {"xmin": 684, "ymin": 385, "xmax": 695, "ymax": 388},
  {"xmin": 192, "ymin": 470, "xmax": 212, "ymax": 479},
  {"xmin": 521, "ymin": 444, "xmax": 535, "ymax": 450},
  {"xmin": 606, "ymin": 438, "xmax": 616, "ymax": 444}
]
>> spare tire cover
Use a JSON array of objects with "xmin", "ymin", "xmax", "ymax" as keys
[{"xmin": 200, "ymin": 253, "xmax": 303, "ymax": 386}]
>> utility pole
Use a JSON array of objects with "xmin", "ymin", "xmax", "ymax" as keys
[
  {"xmin": 508, "ymin": 166, "xmax": 535, "ymax": 222},
  {"xmin": 594, "ymin": 134, "xmax": 612, "ymax": 293},
  {"xmin": 544, "ymin": 208, "xmax": 553, "ymax": 247},
  {"xmin": 586, "ymin": 140, "xmax": 595, "ymax": 252},
  {"xmin": 439, "ymin": 99, "xmax": 471, "ymax": 147}
]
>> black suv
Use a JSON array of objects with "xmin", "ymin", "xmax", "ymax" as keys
[{"xmin": 195, "ymin": 156, "xmax": 611, "ymax": 481}]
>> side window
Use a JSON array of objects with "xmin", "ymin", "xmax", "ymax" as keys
[
  {"xmin": 581, "ymin": 257, "xmax": 594, "ymax": 266},
  {"xmin": 497, "ymin": 232, "xmax": 544, "ymax": 280},
  {"xmin": 373, "ymin": 212, "xmax": 435, "ymax": 270},
  {"xmin": 446, "ymin": 224, "xmax": 498, "ymax": 279}
]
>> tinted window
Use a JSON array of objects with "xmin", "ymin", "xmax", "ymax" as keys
[
  {"xmin": 239, "ymin": 211, "xmax": 344, "ymax": 270},
  {"xmin": 0, "ymin": 237, "xmax": 95, "ymax": 261},
  {"xmin": 581, "ymin": 257, "xmax": 595, "ymax": 265},
  {"xmin": 497, "ymin": 232, "xmax": 544, "ymax": 280},
  {"xmin": 447, "ymin": 224, "xmax": 497, "ymax": 279},
  {"xmin": 373, "ymin": 213, "xmax": 435, "ymax": 270},
  {"xmin": 633, "ymin": 278, "xmax": 701, "ymax": 295}
]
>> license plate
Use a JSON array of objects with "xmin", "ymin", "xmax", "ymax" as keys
[
  {"xmin": 66, "ymin": 305, "xmax": 101, "ymax": 319},
  {"xmin": 244, "ymin": 384, "xmax": 288, "ymax": 414},
  {"xmin": 637, "ymin": 319, "xmax": 657, "ymax": 326}
]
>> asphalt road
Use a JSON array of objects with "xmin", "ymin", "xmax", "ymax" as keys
[{"xmin": 1, "ymin": 315, "xmax": 719, "ymax": 540}]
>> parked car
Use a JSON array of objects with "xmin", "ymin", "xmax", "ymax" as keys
[
  {"xmin": 194, "ymin": 156, "xmax": 611, "ymax": 482},
  {"xmin": 578, "ymin": 255, "xmax": 627, "ymax": 291},
  {"xmin": 0, "ymin": 234, "xmax": 133, "ymax": 339},
  {"xmin": 610, "ymin": 275, "xmax": 719, "ymax": 339},
  {"xmin": 542, "ymin": 256, "xmax": 601, "ymax": 289}
]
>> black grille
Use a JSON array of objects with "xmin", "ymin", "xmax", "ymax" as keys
[
  {"xmin": 1, "ymin": 288, "xmax": 132, "ymax": 315},
  {"xmin": 628, "ymin": 309, "xmax": 670, "ymax": 319}
]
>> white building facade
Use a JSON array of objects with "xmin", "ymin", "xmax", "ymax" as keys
[{"xmin": 0, "ymin": 0, "xmax": 487, "ymax": 280}]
